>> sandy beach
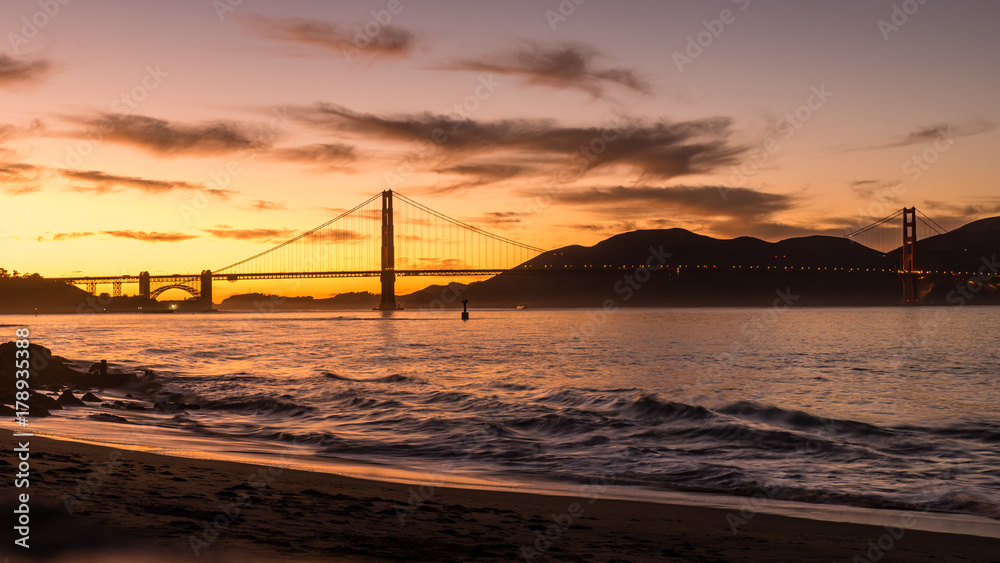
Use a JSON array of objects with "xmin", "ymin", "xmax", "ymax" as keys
[{"xmin": 1, "ymin": 436, "xmax": 997, "ymax": 562}]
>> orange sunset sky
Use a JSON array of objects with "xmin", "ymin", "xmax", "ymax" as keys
[{"xmin": 2, "ymin": 0, "xmax": 999, "ymax": 299}]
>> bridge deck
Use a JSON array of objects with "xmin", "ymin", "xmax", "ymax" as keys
[{"xmin": 48, "ymin": 265, "xmax": 977, "ymax": 285}]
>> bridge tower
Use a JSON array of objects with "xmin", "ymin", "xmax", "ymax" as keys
[
  {"xmin": 200, "ymin": 270, "xmax": 213, "ymax": 307},
  {"xmin": 377, "ymin": 190, "xmax": 398, "ymax": 310},
  {"xmin": 139, "ymin": 271, "xmax": 151, "ymax": 301},
  {"xmin": 901, "ymin": 207, "xmax": 917, "ymax": 304}
]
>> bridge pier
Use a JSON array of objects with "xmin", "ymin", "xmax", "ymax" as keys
[
  {"xmin": 378, "ymin": 190, "xmax": 398, "ymax": 310},
  {"xmin": 902, "ymin": 207, "xmax": 917, "ymax": 304},
  {"xmin": 139, "ymin": 271, "xmax": 151, "ymax": 301},
  {"xmin": 200, "ymin": 270, "xmax": 213, "ymax": 307}
]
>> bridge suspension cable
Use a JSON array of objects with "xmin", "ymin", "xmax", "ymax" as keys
[
  {"xmin": 844, "ymin": 209, "xmax": 904, "ymax": 254},
  {"xmin": 916, "ymin": 209, "xmax": 948, "ymax": 236},
  {"xmin": 215, "ymin": 194, "xmax": 382, "ymax": 275},
  {"xmin": 214, "ymin": 191, "xmax": 546, "ymax": 276},
  {"xmin": 392, "ymin": 192, "xmax": 545, "ymax": 272},
  {"xmin": 844, "ymin": 207, "xmax": 950, "ymax": 254}
]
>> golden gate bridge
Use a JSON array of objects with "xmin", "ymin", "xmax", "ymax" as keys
[{"xmin": 49, "ymin": 192, "xmax": 951, "ymax": 308}]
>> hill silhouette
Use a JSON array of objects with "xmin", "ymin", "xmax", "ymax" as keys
[
  {"xmin": 0, "ymin": 276, "xmax": 94, "ymax": 313},
  {"xmin": 885, "ymin": 216, "xmax": 1000, "ymax": 272},
  {"xmin": 401, "ymin": 221, "xmax": 999, "ymax": 308},
  {"xmin": 519, "ymin": 229, "xmax": 888, "ymax": 270}
]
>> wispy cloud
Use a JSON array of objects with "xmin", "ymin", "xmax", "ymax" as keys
[
  {"xmin": 473, "ymin": 211, "xmax": 523, "ymax": 228},
  {"xmin": 844, "ymin": 121, "xmax": 995, "ymax": 153},
  {"xmin": 849, "ymin": 179, "xmax": 901, "ymax": 200},
  {"xmin": 571, "ymin": 221, "xmax": 640, "ymax": 234},
  {"xmin": 541, "ymin": 185, "xmax": 794, "ymax": 218},
  {"xmin": 44, "ymin": 231, "xmax": 200, "ymax": 242},
  {"xmin": 0, "ymin": 119, "xmax": 44, "ymax": 143},
  {"xmin": 429, "ymin": 163, "xmax": 526, "ymax": 193},
  {"xmin": 59, "ymin": 169, "xmax": 216, "ymax": 196},
  {"xmin": 0, "ymin": 162, "xmax": 45, "ymax": 195},
  {"xmin": 920, "ymin": 198, "xmax": 1000, "ymax": 228},
  {"xmin": 202, "ymin": 227, "xmax": 297, "ymax": 241},
  {"xmin": 51, "ymin": 232, "xmax": 96, "ymax": 241},
  {"xmin": 247, "ymin": 200, "xmax": 286, "ymax": 212},
  {"xmin": 241, "ymin": 15, "xmax": 416, "ymax": 59},
  {"xmin": 440, "ymin": 42, "xmax": 651, "ymax": 98},
  {"xmin": 103, "ymin": 230, "xmax": 197, "ymax": 242},
  {"xmin": 69, "ymin": 114, "xmax": 262, "ymax": 156},
  {"xmin": 882, "ymin": 121, "xmax": 993, "ymax": 149},
  {"xmin": 304, "ymin": 229, "xmax": 368, "ymax": 242},
  {"xmin": 0, "ymin": 55, "xmax": 50, "ymax": 88},
  {"xmin": 268, "ymin": 143, "xmax": 355, "ymax": 169}
]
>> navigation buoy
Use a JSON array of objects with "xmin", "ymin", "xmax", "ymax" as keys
[{"xmin": 461, "ymin": 298, "xmax": 469, "ymax": 321}]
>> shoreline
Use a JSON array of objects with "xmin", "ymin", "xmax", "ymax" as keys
[
  {"xmin": 11, "ymin": 423, "xmax": 1000, "ymax": 541},
  {"xmin": 6, "ymin": 435, "xmax": 1000, "ymax": 562}
]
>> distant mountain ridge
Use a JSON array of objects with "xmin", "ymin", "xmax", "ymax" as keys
[
  {"xmin": 401, "ymin": 217, "xmax": 1000, "ymax": 308},
  {"xmin": 520, "ymin": 228, "xmax": 888, "ymax": 269}
]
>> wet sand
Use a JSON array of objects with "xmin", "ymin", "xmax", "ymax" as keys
[{"xmin": 4, "ymin": 436, "xmax": 1000, "ymax": 562}]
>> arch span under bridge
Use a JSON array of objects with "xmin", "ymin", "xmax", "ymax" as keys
[{"xmin": 49, "ymin": 193, "xmax": 949, "ymax": 308}]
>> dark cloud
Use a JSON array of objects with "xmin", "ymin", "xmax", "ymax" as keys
[
  {"xmin": 102, "ymin": 231, "xmax": 197, "ymax": 242},
  {"xmin": 296, "ymin": 104, "xmax": 743, "ymax": 181},
  {"xmin": 846, "ymin": 121, "xmax": 995, "ymax": 153},
  {"xmin": 571, "ymin": 217, "xmax": 847, "ymax": 240},
  {"xmin": 919, "ymin": 199, "xmax": 1000, "ymax": 229},
  {"xmin": 203, "ymin": 227, "xmax": 297, "ymax": 241},
  {"xmin": 60, "ymin": 169, "xmax": 207, "ymax": 195},
  {"xmin": 241, "ymin": 15, "xmax": 415, "ymax": 59},
  {"xmin": 547, "ymin": 185, "xmax": 834, "ymax": 240},
  {"xmin": 71, "ymin": 114, "xmax": 262, "ymax": 156},
  {"xmin": 304, "ymin": 229, "xmax": 368, "ymax": 242},
  {"xmin": 0, "ymin": 55, "xmax": 50, "ymax": 88},
  {"xmin": 203, "ymin": 188, "xmax": 238, "ymax": 200},
  {"xmin": 268, "ymin": 143, "xmax": 355, "ymax": 168},
  {"xmin": 51, "ymin": 232, "xmax": 97, "ymax": 241},
  {"xmin": 429, "ymin": 163, "xmax": 525, "ymax": 193},
  {"xmin": 548, "ymin": 186, "xmax": 794, "ymax": 218},
  {"xmin": 572, "ymin": 221, "xmax": 640, "ymax": 234},
  {"xmin": 441, "ymin": 43, "xmax": 651, "ymax": 98},
  {"xmin": 248, "ymin": 200, "xmax": 286, "ymax": 212},
  {"xmin": 888, "ymin": 124, "xmax": 955, "ymax": 148},
  {"xmin": 0, "ymin": 163, "xmax": 43, "ymax": 181},
  {"xmin": 475, "ymin": 211, "xmax": 523, "ymax": 227},
  {"xmin": 0, "ymin": 162, "xmax": 44, "ymax": 195}
]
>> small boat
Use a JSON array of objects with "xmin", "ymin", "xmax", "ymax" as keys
[{"xmin": 516, "ymin": 305, "xmax": 526, "ymax": 310}]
